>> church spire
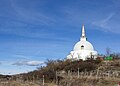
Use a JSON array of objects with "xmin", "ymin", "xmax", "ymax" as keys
[
  {"xmin": 82, "ymin": 24, "xmax": 85, "ymax": 38},
  {"xmin": 80, "ymin": 24, "xmax": 87, "ymax": 41}
]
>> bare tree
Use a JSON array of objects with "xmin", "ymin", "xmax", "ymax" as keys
[{"xmin": 106, "ymin": 47, "xmax": 111, "ymax": 56}]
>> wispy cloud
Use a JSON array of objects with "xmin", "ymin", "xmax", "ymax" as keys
[
  {"xmin": 0, "ymin": 60, "xmax": 13, "ymax": 66},
  {"xmin": 10, "ymin": 0, "xmax": 56, "ymax": 26},
  {"xmin": 0, "ymin": 0, "xmax": 62, "ymax": 40},
  {"xmin": 92, "ymin": 13, "xmax": 120, "ymax": 34},
  {"xmin": 12, "ymin": 54, "xmax": 44, "ymax": 66},
  {"xmin": 12, "ymin": 60, "xmax": 44, "ymax": 66},
  {"xmin": 92, "ymin": 13, "xmax": 115, "ymax": 28},
  {"xmin": 13, "ymin": 54, "xmax": 32, "ymax": 60}
]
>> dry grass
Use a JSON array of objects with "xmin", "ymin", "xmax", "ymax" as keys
[
  {"xmin": 0, "ymin": 81, "xmax": 41, "ymax": 86},
  {"xmin": 0, "ymin": 59, "xmax": 120, "ymax": 86},
  {"xmin": 0, "ymin": 75, "xmax": 120, "ymax": 86},
  {"xmin": 0, "ymin": 81, "xmax": 58, "ymax": 86},
  {"xmin": 59, "ymin": 77, "xmax": 120, "ymax": 86}
]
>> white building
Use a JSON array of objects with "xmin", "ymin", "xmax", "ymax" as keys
[{"xmin": 67, "ymin": 25, "xmax": 98, "ymax": 60}]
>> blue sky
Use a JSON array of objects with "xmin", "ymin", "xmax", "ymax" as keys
[{"xmin": 0, "ymin": 0, "xmax": 120, "ymax": 75}]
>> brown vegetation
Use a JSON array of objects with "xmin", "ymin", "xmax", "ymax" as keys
[{"xmin": 0, "ymin": 58, "xmax": 120, "ymax": 86}]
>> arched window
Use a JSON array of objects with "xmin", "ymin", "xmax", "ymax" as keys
[{"xmin": 81, "ymin": 45, "xmax": 84, "ymax": 50}]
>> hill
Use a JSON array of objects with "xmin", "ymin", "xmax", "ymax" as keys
[{"xmin": 0, "ymin": 58, "xmax": 120, "ymax": 86}]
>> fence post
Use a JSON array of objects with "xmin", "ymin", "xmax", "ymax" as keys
[
  {"xmin": 96, "ymin": 68, "xmax": 99, "ymax": 79},
  {"xmin": 56, "ymin": 71, "xmax": 58, "ymax": 85},
  {"xmin": 78, "ymin": 68, "xmax": 80, "ymax": 78},
  {"xmin": 42, "ymin": 75, "xmax": 44, "ymax": 86}
]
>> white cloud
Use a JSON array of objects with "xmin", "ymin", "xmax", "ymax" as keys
[
  {"xmin": 12, "ymin": 60, "xmax": 44, "ymax": 66},
  {"xmin": 26, "ymin": 61, "xmax": 44, "ymax": 66}
]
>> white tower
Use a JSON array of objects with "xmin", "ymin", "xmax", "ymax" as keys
[
  {"xmin": 81, "ymin": 25, "xmax": 87, "ymax": 41},
  {"xmin": 67, "ymin": 25, "xmax": 98, "ymax": 60}
]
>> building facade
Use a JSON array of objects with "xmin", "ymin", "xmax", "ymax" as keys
[{"xmin": 67, "ymin": 25, "xmax": 98, "ymax": 60}]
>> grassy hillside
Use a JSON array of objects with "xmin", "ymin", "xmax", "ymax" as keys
[{"xmin": 0, "ymin": 58, "xmax": 120, "ymax": 86}]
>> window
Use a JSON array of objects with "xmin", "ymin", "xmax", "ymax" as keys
[{"xmin": 81, "ymin": 45, "xmax": 84, "ymax": 50}]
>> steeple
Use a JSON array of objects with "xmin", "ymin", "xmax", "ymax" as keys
[
  {"xmin": 82, "ymin": 24, "xmax": 85, "ymax": 37},
  {"xmin": 80, "ymin": 24, "xmax": 87, "ymax": 41}
]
